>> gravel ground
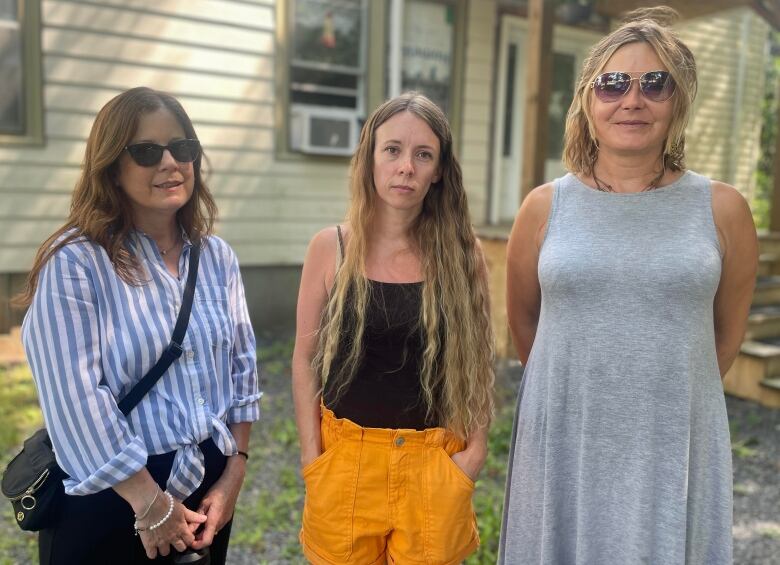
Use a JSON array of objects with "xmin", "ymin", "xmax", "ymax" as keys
[{"xmin": 728, "ymin": 395, "xmax": 780, "ymax": 565}]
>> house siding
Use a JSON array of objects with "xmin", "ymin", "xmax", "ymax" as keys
[
  {"xmin": 0, "ymin": 0, "xmax": 352, "ymax": 274},
  {"xmin": 460, "ymin": 0, "xmax": 496, "ymax": 225},
  {"xmin": 0, "ymin": 1, "xmax": 774, "ymax": 334},
  {"xmin": 678, "ymin": 7, "xmax": 769, "ymax": 199}
]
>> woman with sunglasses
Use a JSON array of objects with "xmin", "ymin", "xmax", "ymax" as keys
[
  {"xmin": 292, "ymin": 92, "xmax": 494, "ymax": 565},
  {"xmin": 499, "ymin": 8, "xmax": 756, "ymax": 564},
  {"xmin": 18, "ymin": 87, "xmax": 259, "ymax": 564}
]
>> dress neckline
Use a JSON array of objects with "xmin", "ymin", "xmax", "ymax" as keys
[{"xmin": 567, "ymin": 170, "xmax": 692, "ymax": 197}]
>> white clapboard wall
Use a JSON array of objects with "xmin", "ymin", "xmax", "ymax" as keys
[
  {"xmin": 678, "ymin": 7, "xmax": 769, "ymax": 200},
  {"xmin": 0, "ymin": 0, "xmax": 350, "ymax": 272}
]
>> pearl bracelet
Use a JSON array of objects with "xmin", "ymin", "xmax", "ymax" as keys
[{"xmin": 134, "ymin": 491, "xmax": 174, "ymax": 536}]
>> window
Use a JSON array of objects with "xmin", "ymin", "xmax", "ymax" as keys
[
  {"xmin": 546, "ymin": 52, "xmax": 575, "ymax": 160},
  {"xmin": 287, "ymin": 0, "xmax": 367, "ymax": 156},
  {"xmin": 394, "ymin": 0, "xmax": 456, "ymax": 115},
  {"xmin": 0, "ymin": 0, "xmax": 42, "ymax": 145},
  {"xmin": 278, "ymin": 0, "xmax": 463, "ymax": 158}
]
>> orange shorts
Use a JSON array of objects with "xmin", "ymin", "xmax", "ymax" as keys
[{"xmin": 300, "ymin": 406, "xmax": 479, "ymax": 565}]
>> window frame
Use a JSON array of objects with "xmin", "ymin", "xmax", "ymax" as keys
[
  {"xmin": 275, "ymin": 0, "xmax": 375, "ymax": 162},
  {"xmin": 0, "ymin": 0, "xmax": 43, "ymax": 147},
  {"xmin": 275, "ymin": 0, "xmax": 464, "ymax": 161},
  {"xmin": 385, "ymin": 0, "xmax": 465, "ymax": 134}
]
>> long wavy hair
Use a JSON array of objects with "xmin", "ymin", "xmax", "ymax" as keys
[
  {"xmin": 563, "ymin": 6, "xmax": 697, "ymax": 175},
  {"xmin": 314, "ymin": 92, "xmax": 494, "ymax": 439},
  {"xmin": 16, "ymin": 87, "xmax": 217, "ymax": 306}
]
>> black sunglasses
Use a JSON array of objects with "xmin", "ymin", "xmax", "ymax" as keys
[
  {"xmin": 591, "ymin": 71, "xmax": 675, "ymax": 103},
  {"xmin": 125, "ymin": 139, "xmax": 201, "ymax": 167}
]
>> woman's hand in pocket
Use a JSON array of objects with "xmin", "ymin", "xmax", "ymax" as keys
[
  {"xmin": 450, "ymin": 428, "xmax": 488, "ymax": 482},
  {"xmin": 301, "ymin": 447, "xmax": 322, "ymax": 471},
  {"xmin": 450, "ymin": 449, "xmax": 485, "ymax": 482}
]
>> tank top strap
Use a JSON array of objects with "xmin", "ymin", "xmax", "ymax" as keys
[{"xmin": 336, "ymin": 224, "xmax": 345, "ymax": 269}]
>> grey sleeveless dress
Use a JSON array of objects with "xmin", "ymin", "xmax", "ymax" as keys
[{"xmin": 499, "ymin": 171, "xmax": 732, "ymax": 564}]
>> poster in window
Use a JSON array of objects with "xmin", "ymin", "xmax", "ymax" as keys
[
  {"xmin": 402, "ymin": 1, "xmax": 454, "ymax": 114},
  {"xmin": 293, "ymin": 0, "xmax": 362, "ymax": 68}
]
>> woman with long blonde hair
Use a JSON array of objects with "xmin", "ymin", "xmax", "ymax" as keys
[
  {"xmin": 500, "ymin": 8, "xmax": 756, "ymax": 564},
  {"xmin": 292, "ymin": 92, "xmax": 494, "ymax": 565}
]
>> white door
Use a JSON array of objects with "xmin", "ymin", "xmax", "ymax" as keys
[{"xmin": 489, "ymin": 17, "xmax": 600, "ymax": 224}]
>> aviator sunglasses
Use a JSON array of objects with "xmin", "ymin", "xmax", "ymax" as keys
[
  {"xmin": 124, "ymin": 139, "xmax": 201, "ymax": 167},
  {"xmin": 591, "ymin": 70, "xmax": 676, "ymax": 103}
]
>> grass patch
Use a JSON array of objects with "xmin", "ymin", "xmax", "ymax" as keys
[
  {"xmin": 230, "ymin": 350, "xmax": 305, "ymax": 561},
  {"xmin": 732, "ymin": 437, "xmax": 759, "ymax": 459},
  {"xmin": 758, "ymin": 525, "xmax": 780, "ymax": 540},
  {"xmin": 0, "ymin": 365, "xmax": 42, "ymax": 563},
  {"xmin": 0, "ymin": 365, "xmax": 42, "ymax": 454},
  {"xmin": 465, "ymin": 395, "xmax": 515, "ymax": 564},
  {"xmin": 258, "ymin": 339, "xmax": 295, "ymax": 376},
  {"xmin": 733, "ymin": 482, "xmax": 753, "ymax": 496},
  {"xmin": 745, "ymin": 409, "xmax": 764, "ymax": 428},
  {"xmin": 729, "ymin": 420, "xmax": 760, "ymax": 459}
]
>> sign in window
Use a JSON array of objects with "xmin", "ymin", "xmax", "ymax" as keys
[{"xmin": 399, "ymin": 1, "xmax": 455, "ymax": 115}]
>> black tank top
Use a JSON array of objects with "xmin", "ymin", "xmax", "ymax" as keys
[
  {"xmin": 323, "ymin": 226, "xmax": 438, "ymax": 430},
  {"xmin": 323, "ymin": 230, "xmax": 438, "ymax": 429}
]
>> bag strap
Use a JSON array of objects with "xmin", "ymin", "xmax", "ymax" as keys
[{"xmin": 117, "ymin": 241, "xmax": 201, "ymax": 416}]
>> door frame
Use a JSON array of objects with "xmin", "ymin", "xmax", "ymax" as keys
[{"xmin": 489, "ymin": 15, "xmax": 602, "ymax": 224}]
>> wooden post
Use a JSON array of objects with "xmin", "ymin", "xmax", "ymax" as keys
[
  {"xmin": 520, "ymin": 0, "xmax": 554, "ymax": 200},
  {"xmin": 770, "ymin": 78, "xmax": 780, "ymax": 233}
]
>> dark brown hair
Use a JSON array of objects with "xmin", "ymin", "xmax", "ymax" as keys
[{"xmin": 16, "ymin": 87, "xmax": 217, "ymax": 306}]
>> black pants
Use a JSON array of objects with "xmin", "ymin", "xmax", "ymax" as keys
[{"xmin": 39, "ymin": 439, "xmax": 233, "ymax": 565}]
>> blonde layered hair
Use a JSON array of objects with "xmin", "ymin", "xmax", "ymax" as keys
[
  {"xmin": 563, "ymin": 7, "xmax": 697, "ymax": 175},
  {"xmin": 17, "ymin": 87, "xmax": 217, "ymax": 306},
  {"xmin": 315, "ymin": 92, "xmax": 494, "ymax": 438}
]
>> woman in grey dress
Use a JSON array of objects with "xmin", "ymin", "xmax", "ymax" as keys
[{"xmin": 500, "ymin": 8, "xmax": 757, "ymax": 565}]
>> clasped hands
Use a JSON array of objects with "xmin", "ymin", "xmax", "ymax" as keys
[{"xmin": 137, "ymin": 461, "xmax": 245, "ymax": 559}]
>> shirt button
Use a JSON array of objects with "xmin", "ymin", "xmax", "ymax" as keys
[
  {"xmin": 395, "ymin": 437, "xmax": 405, "ymax": 447},
  {"xmin": 187, "ymin": 350, "xmax": 195, "ymax": 360},
  {"xmin": 197, "ymin": 397, "xmax": 205, "ymax": 406}
]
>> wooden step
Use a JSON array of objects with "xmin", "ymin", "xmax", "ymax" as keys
[
  {"xmin": 752, "ymin": 276, "xmax": 780, "ymax": 306},
  {"xmin": 758, "ymin": 252, "xmax": 780, "ymax": 277},
  {"xmin": 746, "ymin": 305, "xmax": 780, "ymax": 340},
  {"xmin": 724, "ymin": 339, "xmax": 780, "ymax": 408},
  {"xmin": 761, "ymin": 378, "xmax": 780, "ymax": 391},
  {"xmin": 758, "ymin": 231, "xmax": 780, "ymax": 256}
]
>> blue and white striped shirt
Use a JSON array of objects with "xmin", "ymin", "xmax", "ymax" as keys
[{"xmin": 22, "ymin": 231, "xmax": 260, "ymax": 500}]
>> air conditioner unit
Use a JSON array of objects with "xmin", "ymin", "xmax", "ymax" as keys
[{"xmin": 290, "ymin": 105, "xmax": 361, "ymax": 156}]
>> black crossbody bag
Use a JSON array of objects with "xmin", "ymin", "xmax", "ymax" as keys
[{"xmin": 1, "ymin": 242, "xmax": 201, "ymax": 531}]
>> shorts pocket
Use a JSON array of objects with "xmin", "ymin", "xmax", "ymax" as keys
[
  {"xmin": 301, "ymin": 438, "xmax": 359, "ymax": 560},
  {"xmin": 301, "ymin": 439, "xmax": 343, "ymax": 478},
  {"xmin": 436, "ymin": 448, "xmax": 476, "ymax": 489},
  {"xmin": 422, "ymin": 447, "xmax": 478, "ymax": 563}
]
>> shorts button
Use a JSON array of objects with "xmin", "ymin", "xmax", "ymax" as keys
[{"xmin": 395, "ymin": 437, "xmax": 405, "ymax": 447}]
